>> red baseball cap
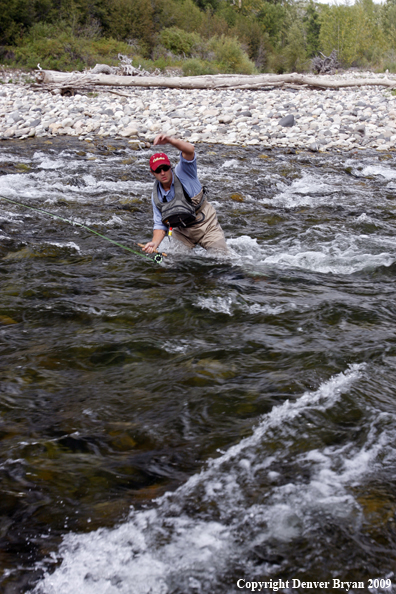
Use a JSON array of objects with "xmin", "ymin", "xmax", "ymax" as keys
[{"xmin": 150, "ymin": 153, "xmax": 171, "ymax": 171}]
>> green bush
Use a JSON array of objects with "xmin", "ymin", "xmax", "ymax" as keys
[
  {"xmin": 104, "ymin": 0, "xmax": 154, "ymax": 50},
  {"xmin": 208, "ymin": 34, "xmax": 256, "ymax": 74},
  {"xmin": 160, "ymin": 0, "xmax": 203, "ymax": 33},
  {"xmin": 159, "ymin": 27, "xmax": 201, "ymax": 57},
  {"xmin": 182, "ymin": 57, "xmax": 218, "ymax": 75},
  {"xmin": 7, "ymin": 23, "xmax": 135, "ymax": 70},
  {"xmin": 267, "ymin": 51, "xmax": 286, "ymax": 74},
  {"xmin": 199, "ymin": 7, "xmax": 229, "ymax": 39},
  {"xmin": 231, "ymin": 16, "xmax": 269, "ymax": 69}
]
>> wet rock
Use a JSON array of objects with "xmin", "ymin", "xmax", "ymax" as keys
[{"xmin": 279, "ymin": 115, "xmax": 295, "ymax": 127}]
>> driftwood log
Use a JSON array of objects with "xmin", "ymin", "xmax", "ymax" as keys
[
  {"xmin": 312, "ymin": 50, "xmax": 341, "ymax": 75},
  {"xmin": 34, "ymin": 69, "xmax": 396, "ymax": 92}
]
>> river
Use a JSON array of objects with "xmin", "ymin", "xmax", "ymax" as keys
[{"xmin": 0, "ymin": 137, "xmax": 396, "ymax": 593}]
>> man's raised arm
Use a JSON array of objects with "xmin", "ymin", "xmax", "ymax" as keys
[{"xmin": 153, "ymin": 135, "xmax": 195, "ymax": 161}]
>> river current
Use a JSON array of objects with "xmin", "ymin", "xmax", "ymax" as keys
[{"xmin": 0, "ymin": 138, "xmax": 396, "ymax": 593}]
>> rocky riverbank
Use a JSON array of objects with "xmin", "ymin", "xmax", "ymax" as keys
[{"xmin": 1, "ymin": 72, "xmax": 396, "ymax": 151}]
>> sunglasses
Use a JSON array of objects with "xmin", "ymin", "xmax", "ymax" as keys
[{"xmin": 153, "ymin": 165, "xmax": 171, "ymax": 174}]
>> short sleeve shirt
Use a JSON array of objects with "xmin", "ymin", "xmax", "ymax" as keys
[{"xmin": 152, "ymin": 152, "xmax": 202, "ymax": 231}]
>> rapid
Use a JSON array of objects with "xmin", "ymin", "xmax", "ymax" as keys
[{"xmin": 0, "ymin": 138, "xmax": 396, "ymax": 593}]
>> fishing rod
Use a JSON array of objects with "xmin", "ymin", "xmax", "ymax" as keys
[{"xmin": 0, "ymin": 195, "xmax": 165, "ymax": 264}]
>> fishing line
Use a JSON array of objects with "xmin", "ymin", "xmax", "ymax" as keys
[{"xmin": 0, "ymin": 195, "xmax": 163, "ymax": 264}]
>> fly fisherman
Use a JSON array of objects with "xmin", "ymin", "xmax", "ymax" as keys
[{"xmin": 142, "ymin": 135, "xmax": 227, "ymax": 254}]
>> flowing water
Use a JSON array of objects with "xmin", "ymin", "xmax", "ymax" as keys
[{"xmin": 1, "ymin": 138, "xmax": 396, "ymax": 594}]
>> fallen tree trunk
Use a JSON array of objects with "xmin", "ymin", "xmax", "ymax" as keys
[{"xmin": 35, "ymin": 69, "xmax": 396, "ymax": 91}]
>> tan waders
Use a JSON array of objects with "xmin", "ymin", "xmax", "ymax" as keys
[
  {"xmin": 153, "ymin": 176, "xmax": 227, "ymax": 252},
  {"xmin": 172, "ymin": 201, "xmax": 227, "ymax": 251}
]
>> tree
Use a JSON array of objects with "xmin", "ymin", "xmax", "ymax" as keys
[
  {"xmin": 319, "ymin": 2, "xmax": 372, "ymax": 66},
  {"xmin": 303, "ymin": 0, "xmax": 320, "ymax": 57}
]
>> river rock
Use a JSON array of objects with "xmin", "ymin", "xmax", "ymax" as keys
[
  {"xmin": 279, "ymin": 115, "xmax": 295, "ymax": 127},
  {"xmin": 1, "ymin": 73, "xmax": 396, "ymax": 150},
  {"xmin": 120, "ymin": 126, "xmax": 139, "ymax": 137},
  {"xmin": 219, "ymin": 115, "xmax": 233, "ymax": 124}
]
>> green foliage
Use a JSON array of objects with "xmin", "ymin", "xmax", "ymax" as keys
[
  {"xmin": 282, "ymin": 21, "xmax": 308, "ymax": 72},
  {"xmin": 193, "ymin": 0, "xmax": 219, "ymax": 13},
  {"xmin": 7, "ymin": 22, "xmax": 133, "ymax": 70},
  {"xmin": 207, "ymin": 34, "xmax": 256, "ymax": 73},
  {"xmin": 2, "ymin": 0, "xmax": 396, "ymax": 76},
  {"xmin": 267, "ymin": 51, "xmax": 286, "ymax": 74},
  {"xmin": 319, "ymin": 1, "xmax": 381, "ymax": 67},
  {"xmin": 199, "ymin": 7, "xmax": 229, "ymax": 38},
  {"xmin": 182, "ymin": 57, "xmax": 218, "ymax": 75},
  {"xmin": 380, "ymin": 0, "xmax": 396, "ymax": 53},
  {"xmin": 232, "ymin": 16, "xmax": 269, "ymax": 68},
  {"xmin": 162, "ymin": 0, "xmax": 203, "ymax": 33},
  {"xmin": 303, "ymin": 1, "xmax": 321, "ymax": 57},
  {"xmin": 216, "ymin": 3, "xmax": 237, "ymax": 28},
  {"xmin": 159, "ymin": 27, "xmax": 201, "ymax": 56},
  {"xmin": 103, "ymin": 0, "xmax": 154, "ymax": 50},
  {"xmin": 0, "ymin": 0, "xmax": 40, "ymax": 44},
  {"xmin": 257, "ymin": 2, "xmax": 286, "ymax": 43}
]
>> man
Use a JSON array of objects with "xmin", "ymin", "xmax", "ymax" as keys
[{"xmin": 142, "ymin": 134, "xmax": 227, "ymax": 254}]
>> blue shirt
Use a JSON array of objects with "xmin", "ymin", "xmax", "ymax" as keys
[{"xmin": 152, "ymin": 152, "xmax": 202, "ymax": 231}]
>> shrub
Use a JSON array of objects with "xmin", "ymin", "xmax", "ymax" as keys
[
  {"xmin": 282, "ymin": 21, "xmax": 309, "ymax": 73},
  {"xmin": 199, "ymin": 7, "xmax": 229, "ymax": 39},
  {"xmin": 160, "ymin": 0, "xmax": 203, "ymax": 33},
  {"xmin": 207, "ymin": 34, "xmax": 256, "ymax": 74},
  {"xmin": 267, "ymin": 51, "xmax": 286, "ymax": 74},
  {"xmin": 104, "ymin": 0, "xmax": 154, "ymax": 50},
  {"xmin": 182, "ymin": 58, "xmax": 218, "ymax": 75},
  {"xmin": 159, "ymin": 27, "xmax": 201, "ymax": 57},
  {"xmin": 231, "ymin": 16, "xmax": 270, "ymax": 69},
  {"xmin": 7, "ymin": 23, "xmax": 135, "ymax": 71}
]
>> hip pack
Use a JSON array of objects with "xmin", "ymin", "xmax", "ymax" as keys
[{"xmin": 153, "ymin": 175, "xmax": 206, "ymax": 228}]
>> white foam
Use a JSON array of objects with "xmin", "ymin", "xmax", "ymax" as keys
[
  {"xmin": 246, "ymin": 302, "xmax": 297, "ymax": 315},
  {"xmin": 262, "ymin": 245, "xmax": 394, "ymax": 275},
  {"xmin": 37, "ymin": 158, "xmax": 66, "ymax": 170},
  {"xmin": 226, "ymin": 233, "xmax": 395, "ymax": 275},
  {"xmin": 222, "ymin": 159, "xmax": 239, "ymax": 168},
  {"xmin": 34, "ymin": 364, "xmax": 385, "ymax": 594},
  {"xmin": 361, "ymin": 165, "xmax": 396, "ymax": 181},
  {"xmin": 44, "ymin": 241, "xmax": 81, "ymax": 253},
  {"xmin": 259, "ymin": 173, "xmax": 339, "ymax": 208},
  {"xmin": 105, "ymin": 215, "xmax": 124, "ymax": 227},
  {"xmin": 196, "ymin": 296, "xmax": 234, "ymax": 315}
]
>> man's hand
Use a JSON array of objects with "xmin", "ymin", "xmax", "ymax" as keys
[
  {"xmin": 153, "ymin": 134, "xmax": 171, "ymax": 146},
  {"xmin": 142, "ymin": 229, "xmax": 166, "ymax": 253},
  {"xmin": 152, "ymin": 135, "xmax": 194, "ymax": 161},
  {"xmin": 142, "ymin": 241, "xmax": 158, "ymax": 254}
]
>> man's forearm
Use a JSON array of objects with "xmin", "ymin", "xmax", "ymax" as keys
[
  {"xmin": 167, "ymin": 137, "xmax": 194, "ymax": 157},
  {"xmin": 154, "ymin": 134, "xmax": 194, "ymax": 161},
  {"xmin": 152, "ymin": 229, "xmax": 166, "ymax": 248}
]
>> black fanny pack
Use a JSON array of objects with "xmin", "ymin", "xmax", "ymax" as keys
[{"xmin": 162, "ymin": 197, "xmax": 198, "ymax": 228}]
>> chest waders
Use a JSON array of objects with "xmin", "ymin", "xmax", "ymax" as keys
[{"xmin": 153, "ymin": 175, "xmax": 206, "ymax": 229}]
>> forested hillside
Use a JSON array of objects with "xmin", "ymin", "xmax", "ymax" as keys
[{"xmin": 1, "ymin": 0, "xmax": 396, "ymax": 75}]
